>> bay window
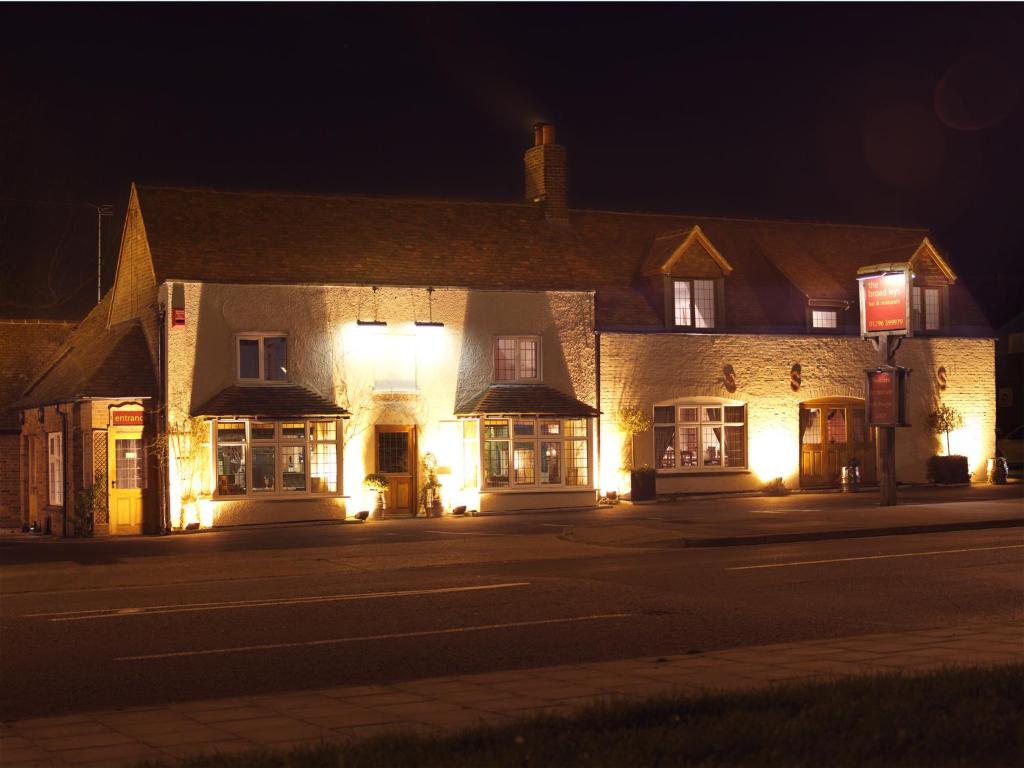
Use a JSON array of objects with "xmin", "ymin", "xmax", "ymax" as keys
[
  {"xmin": 654, "ymin": 402, "xmax": 746, "ymax": 470},
  {"xmin": 480, "ymin": 417, "xmax": 590, "ymax": 489}
]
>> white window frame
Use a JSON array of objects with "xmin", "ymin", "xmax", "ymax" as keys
[
  {"xmin": 477, "ymin": 416, "xmax": 591, "ymax": 491},
  {"xmin": 236, "ymin": 333, "xmax": 289, "ymax": 384},
  {"xmin": 212, "ymin": 418, "xmax": 342, "ymax": 499},
  {"xmin": 47, "ymin": 431, "xmax": 63, "ymax": 506},
  {"xmin": 672, "ymin": 279, "xmax": 716, "ymax": 329},
  {"xmin": 653, "ymin": 400, "xmax": 747, "ymax": 471},
  {"xmin": 493, "ymin": 336, "xmax": 542, "ymax": 383},
  {"xmin": 811, "ymin": 309, "xmax": 838, "ymax": 329},
  {"xmin": 911, "ymin": 287, "xmax": 941, "ymax": 332}
]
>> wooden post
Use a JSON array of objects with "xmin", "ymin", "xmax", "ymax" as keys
[{"xmin": 877, "ymin": 334, "xmax": 898, "ymax": 507}]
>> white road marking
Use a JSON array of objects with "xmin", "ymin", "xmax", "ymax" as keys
[
  {"xmin": 537, "ymin": 523, "xmax": 565, "ymax": 527},
  {"xmin": 28, "ymin": 582, "xmax": 530, "ymax": 622},
  {"xmin": 727, "ymin": 544, "xmax": 1024, "ymax": 571},
  {"xmin": 117, "ymin": 613, "xmax": 636, "ymax": 661},
  {"xmin": 750, "ymin": 509, "xmax": 821, "ymax": 514},
  {"xmin": 423, "ymin": 530, "xmax": 507, "ymax": 536}
]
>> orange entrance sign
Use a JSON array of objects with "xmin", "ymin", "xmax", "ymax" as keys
[{"xmin": 111, "ymin": 411, "xmax": 144, "ymax": 426}]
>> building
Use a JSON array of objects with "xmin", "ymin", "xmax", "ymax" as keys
[{"xmin": 12, "ymin": 125, "xmax": 995, "ymax": 534}]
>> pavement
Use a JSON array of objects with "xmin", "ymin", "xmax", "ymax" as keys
[{"xmin": 1, "ymin": 620, "xmax": 1020, "ymax": 767}]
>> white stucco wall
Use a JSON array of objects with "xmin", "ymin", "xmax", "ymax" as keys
[
  {"xmin": 599, "ymin": 332, "xmax": 995, "ymax": 495},
  {"xmin": 163, "ymin": 282, "xmax": 596, "ymax": 526}
]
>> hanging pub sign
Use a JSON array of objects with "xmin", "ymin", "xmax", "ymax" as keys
[
  {"xmin": 856, "ymin": 262, "xmax": 913, "ymax": 338},
  {"xmin": 865, "ymin": 365, "xmax": 910, "ymax": 427}
]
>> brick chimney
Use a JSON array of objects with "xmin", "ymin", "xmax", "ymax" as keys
[{"xmin": 524, "ymin": 122, "xmax": 568, "ymax": 225}]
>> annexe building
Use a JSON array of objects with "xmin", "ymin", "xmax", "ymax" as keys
[{"xmin": 12, "ymin": 126, "xmax": 994, "ymax": 534}]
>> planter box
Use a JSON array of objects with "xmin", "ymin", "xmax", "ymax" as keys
[
  {"xmin": 928, "ymin": 455, "xmax": 970, "ymax": 485},
  {"xmin": 630, "ymin": 469, "xmax": 657, "ymax": 502}
]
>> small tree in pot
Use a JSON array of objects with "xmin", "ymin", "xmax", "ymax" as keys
[
  {"xmin": 926, "ymin": 404, "xmax": 969, "ymax": 484},
  {"xmin": 615, "ymin": 406, "xmax": 656, "ymax": 501}
]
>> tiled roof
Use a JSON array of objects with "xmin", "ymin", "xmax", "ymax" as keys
[
  {"xmin": 14, "ymin": 295, "xmax": 156, "ymax": 410},
  {"xmin": 192, "ymin": 385, "xmax": 350, "ymax": 418},
  {"xmin": 134, "ymin": 185, "xmax": 991, "ymax": 335},
  {"xmin": 0, "ymin": 320, "xmax": 75, "ymax": 429},
  {"xmin": 455, "ymin": 384, "xmax": 599, "ymax": 417}
]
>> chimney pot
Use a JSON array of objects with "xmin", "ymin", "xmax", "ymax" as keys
[{"xmin": 533, "ymin": 122, "xmax": 556, "ymax": 146}]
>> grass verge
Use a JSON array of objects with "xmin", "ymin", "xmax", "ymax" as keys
[{"xmin": 138, "ymin": 664, "xmax": 1023, "ymax": 767}]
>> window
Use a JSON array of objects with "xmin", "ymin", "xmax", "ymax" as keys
[
  {"xmin": 912, "ymin": 287, "xmax": 941, "ymax": 332},
  {"xmin": 374, "ymin": 335, "xmax": 417, "ymax": 391},
  {"xmin": 653, "ymin": 402, "xmax": 746, "ymax": 470},
  {"xmin": 237, "ymin": 334, "xmax": 288, "ymax": 382},
  {"xmin": 673, "ymin": 279, "xmax": 716, "ymax": 328},
  {"xmin": 47, "ymin": 432, "xmax": 63, "ymax": 506},
  {"xmin": 213, "ymin": 419, "xmax": 341, "ymax": 497},
  {"xmin": 479, "ymin": 417, "xmax": 589, "ymax": 489},
  {"xmin": 494, "ymin": 336, "xmax": 540, "ymax": 382},
  {"xmin": 811, "ymin": 310, "xmax": 838, "ymax": 329}
]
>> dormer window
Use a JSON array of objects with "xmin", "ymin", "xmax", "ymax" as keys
[
  {"xmin": 912, "ymin": 287, "xmax": 942, "ymax": 332},
  {"xmin": 494, "ymin": 336, "xmax": 541, "ymax": 382},
  {"xmin": 811, "ymin": 310, "xmax": 838, "ymax": 329},
  {"xmin": 237, "ymin": 334, "xmax": 288, "ymax": 383},
  {"xmin": 673, "ymin": 279, "xmax": 717, "ymax": 328}
]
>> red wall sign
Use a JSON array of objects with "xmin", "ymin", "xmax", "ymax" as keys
[
  {"xmin": 860, "ymin": 272, "xmax": 910, "ymax": 335},
  {"xmin": 111, "ymin": 411, "xmax": 144, "ymax": 426},
  {"xmin": 172, "ymin": 308, "xmax": 186, "ymax": 327}
]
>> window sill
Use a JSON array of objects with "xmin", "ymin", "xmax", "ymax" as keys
[
  {"xmin": 236, "ymin": 380, "xmax": 293, "ymax": 386},
  {"xmin": 481, "ymin": 486, "xmax": 593, "ymax": 493},
  {"xmin": 212, "ymin": 493, "xmax": 345, "ymax": 502},
  {"xmin": 656, "ymin": 469, "xmax": 750, "ymax": 477}
]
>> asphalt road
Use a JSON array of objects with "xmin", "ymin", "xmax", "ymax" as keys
[{"xmin": 2, "ymin": 493, "xmax": 1021, "ymax": 720}]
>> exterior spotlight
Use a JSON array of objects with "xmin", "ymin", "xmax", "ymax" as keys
[
  {"xmin": 414, "ymin": 287, "xmax": 444, "ymax": 327},
  {"xmin": 357, "ymin": 286, "xmax": 388, "ymax": 326}
]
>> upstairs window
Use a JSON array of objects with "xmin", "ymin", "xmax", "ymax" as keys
[
  {"xmin": 237, "ymin": 334, "xmax": 288, "ymax": 382},
  {"xmin": 673, "ymin": 279, "xmax": 716, "ymax": 328},
  {"xmin": 494, "ymin": 336, "xmax": 540, "ymax": 382},
  {"xmin": 811, "ymin": 309, "xmax": 838, "ymax": 330},
  {"xmin": 912, "ymin": 287, "xmax": 941, "ymax": 332}
]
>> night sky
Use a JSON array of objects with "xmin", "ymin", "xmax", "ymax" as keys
[{"xmin": 1, "ymin": 4, "xmax": 1021, "ymax": 326}]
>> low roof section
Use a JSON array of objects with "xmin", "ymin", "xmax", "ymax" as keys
[
  {"xmin": 192, "ymin": 385, "xmax": 350, "ymax": 420},
  {"xmin": 134, "ymin": 185, "xmax": 991, "ymax": 336},
  {"xmin": 455, "ymin": 384, "xmax": 599, "ymax": 418},
  {"xmin": 14, "ymin": 294, "xmax": 157, "ymax": 411},
  {"xmin": 0, "ymin": 320, "xmax": 75, "ymax": 430}
]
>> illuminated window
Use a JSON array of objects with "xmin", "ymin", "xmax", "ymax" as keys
[
  {"xmin": 912, "ymin": 287, "xmax": 941, "ymax": 332},
  {"xmin": 47, "ymin": 432, "xmax": 63, "ymax": 506},
  {"xmin": 478, "ymin": 417, "xmax": 590, "ymax": 489},
  {"xmin": 237, "ymin": 334, "xmax": 288, "ymax": 382},
  {"xmin": 374, "ymin": 335, "xmax": 417, "ymax": 391},
  {"xmin": 494, "ymin": 336, "xmax": 540, "ymax": 382},
  {"xmin": 654, "ymin": 402, "xmax": 746, "ymax": 470},
  {"xmin": 812, "ymin": 310, "xmax": 838, "ymax": 329},
  {"xmin": 673, "ymin": 280, "xmax": 716, "ymax": 328}
]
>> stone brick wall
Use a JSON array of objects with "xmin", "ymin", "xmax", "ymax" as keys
[{"xmin": 599, "ymin": 332, "xmax": 995, "ymax": 495}]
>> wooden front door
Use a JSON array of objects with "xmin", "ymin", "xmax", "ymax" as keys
[
  {"xmin": 109, "ymin": 431, "xmax": 144, "ymax": 534},
  {"xmin": 800, "ymin": 403, "xmax": 876, "ymax": 487},
  {"xmin": 375, "ymin": 425, "xmax": 416, "ymax": 517}
]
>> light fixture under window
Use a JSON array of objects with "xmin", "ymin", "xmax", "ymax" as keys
[
  {"xmin": 415, "ymin": 287, "xmax": 444, "ymax": 327},
  {"xmin": 357, "ymin": 286, "xmax": 388, "ymax": 327}
]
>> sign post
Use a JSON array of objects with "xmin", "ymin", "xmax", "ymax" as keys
[{"xmin": 857, "ymin": 262, "xmax": 912, "ymax": 507}]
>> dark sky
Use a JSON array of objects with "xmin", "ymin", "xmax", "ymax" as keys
[{"xmin": 1, "ymin": 4, "xmax": 1022, "ymax": 325}]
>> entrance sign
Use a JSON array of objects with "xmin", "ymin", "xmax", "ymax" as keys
[
  {"xmin": 111, "ymin": 411, "xmax": 145, "ymax": 426},
  {"xmin": 865, "ymin": 366, "xmax": 909, "ymax": 427},
  {"xmin": 857, "ymin": 263, "xmax": 912, "ymax": 338}
]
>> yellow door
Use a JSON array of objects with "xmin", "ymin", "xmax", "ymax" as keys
[{"xmin": 109, "ymin": 431, "xmax": 144, "ymax": 535}]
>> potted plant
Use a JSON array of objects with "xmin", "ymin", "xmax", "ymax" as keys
[
  {"xmin": 630, "ymin": 464, "xmax": 657, "ymax": 502},
  {"xmin": 926, "ymin": 405, "xmax": 969, "ymax": 484},
  {"xmin": 841, "ymin": 456, "xmax": 860, "ymax": 493},
  {"xmin": 419, "ymin": 452, "xmax": 443, "ymax": 518},
  {"xmin": 614, "ymin": 407, "xmax": 656, "ymax": 502},
  {"xmin": 363, "ymin": 473, "xmax": 389, "ymax": 519}
]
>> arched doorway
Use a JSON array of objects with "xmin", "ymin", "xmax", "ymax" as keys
[{"xmin": 799, "ymin": 398, "xmax": 876, "ymax": 488}]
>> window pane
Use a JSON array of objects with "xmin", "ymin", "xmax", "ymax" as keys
[
  {"xmin": 724, "ymin": 406, "xmax": 744, "ymax": 423},
  {"xmin": 495, "ymin": 339, "xmax": 517, "ymax": 381},
  {"xmin": 540, "ymin": 441, "xmax": 561, "ymax": 484},
  {"xmin": 925, "ymin": 288, "xmax": 940, "ymax": 330},
  {"xmin": 281, "ymin": 422, "xmax": 306, "ymax": 439},
  {"xmin": 812, "ymin": 310, "xmax": 837, "ymax": 328},
  {"xmin": 251, "ymin": 422, "xmax": 275, "ymax": 440},
  {"xmin": 374, "ymin": 335, "xmax": 417, "ymax": 391},
  {"xmin": 513, "ymin": 420, "xmax": 535, "ymax": 436},
  {"xmin": 673, "ymin": 280, "xmax": 692, "ymax": 326},
  {"xmin": 912, "ymin": 287, "xmax": 923, "ymax": 331},
  {"xmin": 513, "ymin": 441, "xmax": 536, "ymax": 484},
  {"xmin": 217, "ymin": 422, "xmax": 246, "ymax": 442},
  {"xmin": 484, "ymin": 420, "xmax": 509, "ymax": 440},
  {"xmin": 654, "ymin": 426, "xmax": 676, "ymax": 469},
  {"xmin": 680, "ymin": 426, "xmax": 699, "ymax": 466},
  {"xmin": 518, "ymin": 339, "xmax": 538, "ymax": 379},
  {"xmin": 724, "ymin": 425, "xmax": 745, "ymax": 467},
  {"xmin": 565, "ymin": 440, "xmax": 589, "ymax": 486},
  {"xmin": 702, "ymin": 426, "xmax": 723, "ymax": 465},
  {"xmin": 484, "ymin": 441, "xmax": 510, "ymax": 487},
  {"xmin": 282, "ymin": 446, "xmax": 306, "ymax": 491},
  {"xmin": 377, "ymin": 432, "xmax": 409, "ymax": 473},
  {"xmin": 264, "ymin": 337, "xmax": 288, "ymax": 381},
  {"xmin": 704, "ymin": 407, "xmax": 722, "ymax": 423},
  {"xmin": 115, "ymin": 438, "xmax": 145, "ymax": 490},
  {"xmin": 310, "ymin": 420, "xmax": 336, "ymax": 442},
  {"xmin": 310, "ymin": 442, "xmax": 337, "ymax": 493},
  {"xmin": 252, "ymin": 446, "xmax": 276, "ymax": 491},
  {"xmin": 679, "ymin": 407, "xmax": 698, "ymax": 423},
  {"xmin": 826, "ymin": 409, "xmax": 847, "ymax": 444},
  {"xmin": 849, "ymin": 410, "xmax": 867, "ymax": 443},
  {"xmin": 694, "ymin": 280, "xmax": 716, "ymax": 328},
  {"xmin": 564, "ymin": 418, "xmax": 587, "ymax": 437},
  {"xmin": 540, "ymin": 420, "xmax": 560, "ymax": 435},
  {"xmin": 654, "ymin": 406, "xmax": 675, "ymax": 424},
  {"xmin": 802, "ymin": 409, "xmax": 821, "ymax": 445},
  {"xmin": 239, "ymin": 339, "xmax": 259, "ymax": 379},
  {"xmin": 217, "ymin": 444, "xmax": 246, "ymax": 494}
]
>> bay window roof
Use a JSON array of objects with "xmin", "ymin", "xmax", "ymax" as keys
[
  {"xmin": 455, "ymin": 384, "xmax": 599, "ymax": 418},
  {"xmin": 192, "ymin": 384, "xmax": 349, "ymax": 419}
]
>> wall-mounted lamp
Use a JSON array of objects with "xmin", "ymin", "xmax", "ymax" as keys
[
  {"xmin": 414, "ymin": 287, "xmax": 444, "ymax": 327},
  {"xmin": 357, "ymin": 286, "xmax": 388, "ymax": 327}
]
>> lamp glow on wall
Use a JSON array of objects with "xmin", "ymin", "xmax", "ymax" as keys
[{"xmin": 749, "ymin": 427, "xmax": 800, "ymax": 485}]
